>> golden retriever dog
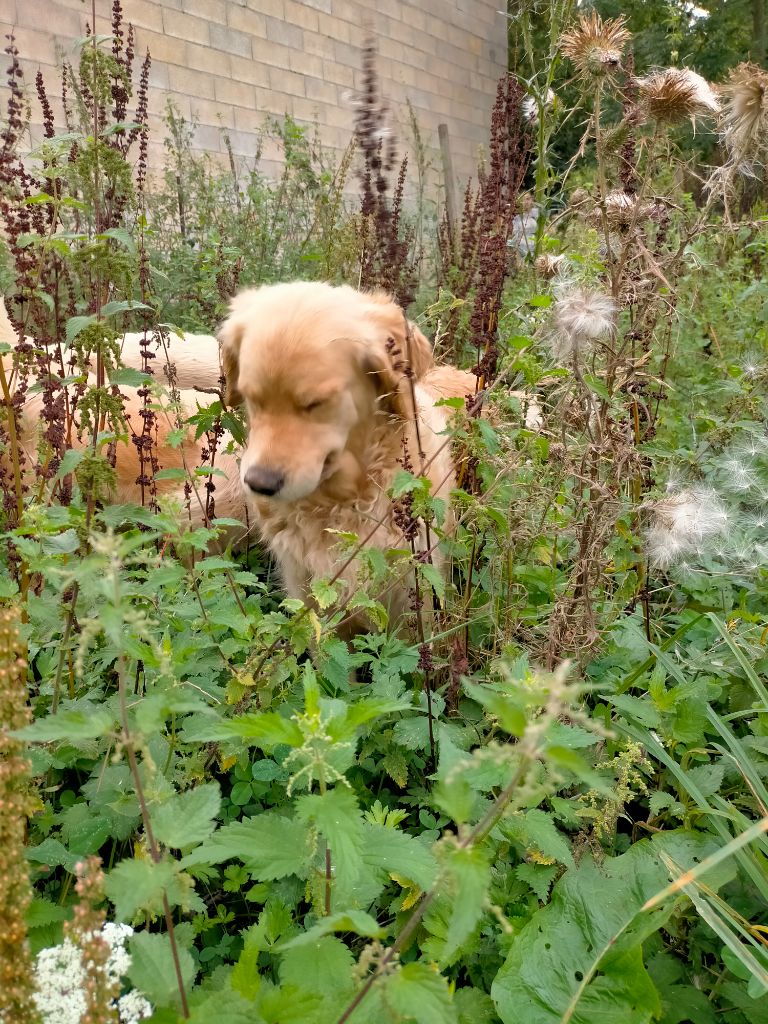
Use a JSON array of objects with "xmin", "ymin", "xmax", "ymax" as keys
[
  {"xmin": 216, "ymin": 281, "xmax": 476, "ymax": 632},
  {"xmin": 3, "ymin": 283, "xmax": 478, "ymax": 633}
]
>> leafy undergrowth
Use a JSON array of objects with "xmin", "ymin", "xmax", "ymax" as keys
[{"xmin": 2, "ymin": 6, "xmax": 768, "ymax": 1024}]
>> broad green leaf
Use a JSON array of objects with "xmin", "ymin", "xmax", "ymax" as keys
[
  {"xmin": 492, "ymin": 842, "xmax": 667, "ymax": 1024},
  {"xmin": 503, "ymin": 809, "xmax": 574, "ymax": 868},
  {"xmin": 296, "ymin": 787, "xmax": 364, "ymax": 883},
  {"xmin": 127, "ymin": 930, "xmax": 197, "ymax": 1009},
  {"xmin": 182, "ymin": 813, "xmax": 309, "ymax": 879},
  {"xmin": 152, "ymin": 783, "xmax": 221, "ymax": 850},
  {"xmin": 279, "ymin": 935, "xmax": 355, "ymax": 999},
  {"xmin": 381, "ymin": 962, "xmax": 457, "ymax": 1024},
  {"xmin": 108, "ymin": 366, "xmax": 153, "ymax": 387},
  {"xmin": 361, "ymin": 822, "xmax": 438, "ymax": 891},
  {"xmin": 440, "ymin": 844, "xmax": 491, "ymax": 962},
  {"xmin": 279, "ymin": 910, "xmax": 383, "ymax": 950},
  {"xmin": 66, "ymin": 314, "xmax": 97, "ymax": 343},
  {"xmin": 218, "ymin": 712, "xmax": 303, "ymax": 747},
  {"xmin": 17, "ymin": 707, "xmax": 114, "ymax": 743},
  {"xmin": 105, "ymin": 857, "xmax": 203, "ymax": 920}
]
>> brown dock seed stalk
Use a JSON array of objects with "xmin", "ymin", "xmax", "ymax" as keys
[{"xmin": 0, "ymin": 608, "xmax": 39, "ymax": 1024}]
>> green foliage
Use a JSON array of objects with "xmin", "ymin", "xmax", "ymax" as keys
[{"xmin": 1, "ymin": 7, "xmax": 767, "ymax": 1024}]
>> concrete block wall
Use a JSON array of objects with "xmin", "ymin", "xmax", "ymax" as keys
[{"xmin": 1, "ymin": 0, "xmax": 508, "ymax": 194}]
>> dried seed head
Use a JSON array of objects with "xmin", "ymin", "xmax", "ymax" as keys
[
  {"xmin": 534, "ymin": 253, "xmax": 568, "ymax": 279},
  {"xmin": 719, "ymin": 62, "xmax": 768, "ymax": 167},
  {"xmin": 522, "ymin": 88, "xmax": 556, "ymax": 123},
  {"xmin": 636, "ymin": 68, "xmax": 719, "ymax": 126},
  {"xmin": 545, "ymin": 285, "xmax": 617, "ymax": 363},
  {"xmin": 560, "ymin": 12, "xmax": 630, "ymax": 80},
  {"xmin": 645, "ymin": 487, "xmax": 729, "ymax": 567}
]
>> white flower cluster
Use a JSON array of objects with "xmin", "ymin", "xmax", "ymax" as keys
[
  {"xmin": 645, "ymin": 487, "xmax": 730, "ymax": 568},
  {"xmin": 32, "ymin": 923, "xmax": 152, "ymax": 1024}
]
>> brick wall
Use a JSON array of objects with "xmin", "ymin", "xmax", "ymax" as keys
[{"xmin": 1, "ymin": 0, "xmax": 508, "ymax": 195}]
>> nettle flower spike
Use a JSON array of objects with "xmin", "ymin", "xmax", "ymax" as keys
[
  {"xmin": 560, "ymin": 12, "xmax": 630, "ymax": 80},
  {"xmin": 636, "ymin": 68, "xmax": 719, "ymax": 127}
]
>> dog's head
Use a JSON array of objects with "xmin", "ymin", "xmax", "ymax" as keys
[{"xmin": 217, "ymin": 281, "xmax": 433, "ymax": 503}]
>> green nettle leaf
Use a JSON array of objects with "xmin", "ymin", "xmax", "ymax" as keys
[
  {"xmin": 296, "ymin": 787, "xmax": 364, "ymax": 884},
  {"xmin": 279, "ymin": 910, "xmax": 384, "ymax": 950},
  {"xmin": 492, "ymin": 836, "xmax": 722, "ymax": 1024},
  {"xmin": 152, "ymin": 782, "xmax": 221, "ymax": 850},
  {"xmin": 380, "ymin": 962, "xmax": 458, "ymax": 1024},
  {"xmin": 127, "ymin": 931, "xmax": 197, "ymax": 1009},
  {"xmin": 214, "ymin": 711, "xmax": 304, "ymax": 748},
  {"xmin": 17, "ymin": 706, "xmax": 115, "ymax": 743},
  {"xmin": 181, "ymin": 813, "xmax": 310, "ymax": 880},
  {"xmin": 455, "ymin": 987, "xmax": 497, "ymax": 1024},
  {"xmin": 108, "ymin": 366, "xmax": 153, "ymax": 387},
  {"xmin": 361, "ymin": 822, "xmax": 438, "ymax": 891},
  {"xmin": 66, "ymin": 314, "xmax": 97, "ymax": 343},
  {"xmin": 440, "ymin": 844, "xmax": 491, "ymax": 963},
  {"xmin": 105, "ymin": 857, "xmax": 204, "ymax": 921},
  {"xmin": 517, "ymin": 862, "xmax": 559, "ymax": 902},
  {"xmin": 503, "ymin": 809, "xmax": 575, "ymax": 869},
  {"xmin": 311, "ymin": 577, "xmax": 339, "ymax": 609},
  {"xmin": 279, "ymin": 935, "xmax": 355, "ymax": 1000}
]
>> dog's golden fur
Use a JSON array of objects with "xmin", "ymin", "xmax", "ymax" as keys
[
  {"xmin": 216, "ymin": 282, "xmax": 475, "ymax": 630},
  {"xmin": 4, "ymin": 283, "xmax": 477, "ymax": 631}
]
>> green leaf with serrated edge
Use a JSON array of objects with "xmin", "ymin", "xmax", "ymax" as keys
[
  {"xmin": 382, "ymin": 962, "xmax": 458, "ymax": 1024},
  {"xmin": 311, "ymin": 577, "xmax": 339, "ymax": 609},
  {"xmin": 100, "ymin": 299, "xmax": 152, "ymax": 316},
  {"xmin": 418, "ymin": 560, "xmax": 446, "ymax": 601},
  {"xmin": 279, "ymin": 935, "xmax": 355, "ymax": 1000},
  {"xmin": 108, "ymin": 366, "xmax": 153, "ymax": 387},
  {"xmin": 104, "ymin": 857, "xmax": 204, "ymax": 921},
  {"xmin": 503, "ymin": 809, "xmax": 574, "ymax": 868},
  {"xmin": 53, "ymin": 448, "xmax": 84, "ymax": 483},
  {"xmin": 361, "ymin": 822, "xmax": 438, "ymax": 891},
  {"xmin": 278, "ymin": 910, "xmax": 383, "ymax": 950},
  {"xmin": 440, "ymin": 844, "xmax": 490, "ymax": 962},
  {"xmin": 517, "ymin": 862, "xmax": 559, "ymax": 902},
  {"xmin": 188, "ymin": 711, "xmax": 303, "ymax": 747},
  {"xmin": 66, "ymin": 314, "xmax": 96, "ymax": 343},
  {"xmin": 181, "ymin": 814, "xmax": 309, "ymax": 879},
  {"xmin": 127, "ymin": 931, "xmax": 197, "ymax": 1009},
  {"xmin": 152, "ymin": 782, "xmax": 221, "ymax": 850},
  {"xmin": 296, "ymin": 787, "xmax": 364, "ymax": 883},
  {"xmin": 16, "ymin": 707, "xmax": 114, "ymax": 743}
]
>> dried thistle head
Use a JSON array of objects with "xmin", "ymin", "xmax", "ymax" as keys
[
  {"xmin": 719, "ymin": 62, "xmax": 768, "ymax": 167},
  {"xmin": 636, "ymin": 68, "xmax": 719, "ymax": 126},
  {"xmin": 560, "ymin": 12, "xmax": 630, "ymax": 80},
  {"xmin": 545, "ymin": 285, "xmax": 617, "ymax": 364}
]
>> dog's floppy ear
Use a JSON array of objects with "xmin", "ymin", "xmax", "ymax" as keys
[
  {"xmin": 361, "ymin": 291, "xmax": 434, "ymax": 418},
  {"xmin": 217, "ymin": 315, "xmax": 244, "ymax": 407}
]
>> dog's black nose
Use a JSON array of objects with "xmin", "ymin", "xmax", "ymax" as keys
[{"xmin": 244, "ymin": 466, "xmax": 285, "ymax": 496}]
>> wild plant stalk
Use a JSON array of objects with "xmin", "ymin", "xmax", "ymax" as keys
[{"xmin": 0, "ymin": 607, "xmax": 38, "ymax": 1024}]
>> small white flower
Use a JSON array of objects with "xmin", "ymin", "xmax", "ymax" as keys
[{"xmin": 118, "ymin": 990, "xmax": 154, "ymax": 1024}]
